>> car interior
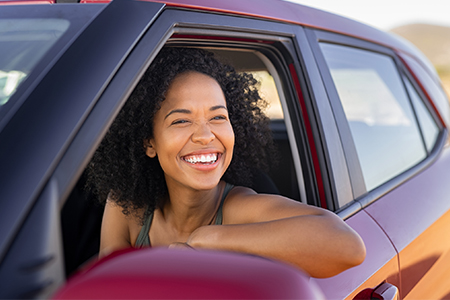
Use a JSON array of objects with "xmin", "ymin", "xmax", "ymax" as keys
[{"xmin": 61, "ymin": 43, "xmax": 304, "ymax": 277}]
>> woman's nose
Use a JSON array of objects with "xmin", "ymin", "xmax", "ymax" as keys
[{"xmin": 191, "ymin": 123, "xmax": 215, "ymax": 145}]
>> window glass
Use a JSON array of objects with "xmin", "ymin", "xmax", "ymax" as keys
[
  {"xmin": 320, "ymin": 43, "xmax": 426, "ymax": 191},
  {"xmin": 0, "ymin": 19, "xmax": 70, "ymax": 109},
  {"xmin": 404, "ymin": 77, "xmax": 439, "ymax": 152}
]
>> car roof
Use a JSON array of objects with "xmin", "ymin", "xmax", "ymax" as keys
[
  {"xmin": 149, "ymin": 1, "xmax": 410, "ymax": 53},
  {"xmin": 2, "ymin": 0, "xmax": 436, "ymax": 77},
  {"xmin": 143, "ymin": 0, "xmax": 435, "ymax": 77}
]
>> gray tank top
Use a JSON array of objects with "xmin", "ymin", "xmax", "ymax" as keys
[{"xmin": 135, "ymin": 183, "xmax": 234, "ymax": 247}]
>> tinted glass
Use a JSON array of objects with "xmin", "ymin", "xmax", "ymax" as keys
[
  {"xmin": 404, "ymin": 77, "xmax": 439, "ymax": 152},
  {"xmin": 320, "ymin": 43, "xmax": 426, "ymax": 191},
  {"xmin": 0, "ymin": 19, "xmax": 69, "ymax": 109}
]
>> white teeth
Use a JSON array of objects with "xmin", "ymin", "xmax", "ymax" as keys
[{"xmin": 184, "ymin": 153, "xmax": 217, "ymax": 164}]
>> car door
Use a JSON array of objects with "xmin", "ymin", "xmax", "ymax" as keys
[{"xmin": 307, "ymin": 28, "xmax": 450, "ymax": 299}]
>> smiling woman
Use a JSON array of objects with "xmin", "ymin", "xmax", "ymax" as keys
[{"xmin": 87, "ymin": 47, "xmax": 365, "ymax": 278}]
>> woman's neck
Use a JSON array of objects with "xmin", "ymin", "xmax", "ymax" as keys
[{"xmin": 160, "ymin": 181, "xmax": 225, "ymax": 235}]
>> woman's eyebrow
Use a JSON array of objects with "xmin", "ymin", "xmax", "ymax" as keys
[
  {"xmin": 164, "ymin": 109, "xmax": 191, "ymax": 120},
  {"xmin": 210, "ymin": 105, "xmax": 228, "ymax": 111},
  {"xmin": 164, "ymin": 106, "xmax": 227, "ymax": 119}
]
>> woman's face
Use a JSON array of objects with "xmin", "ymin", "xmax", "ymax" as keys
[{"xmin": 146, "ymin": 71, "xmax": 235, "ymax": 192}]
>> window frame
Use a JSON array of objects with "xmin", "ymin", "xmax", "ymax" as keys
[{"xmin": 306, "ymin": 28, "xmax": 447, "ymax": 212}]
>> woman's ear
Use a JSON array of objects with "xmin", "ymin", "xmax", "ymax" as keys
[{"xmin": 144, "ymin": 139, "xmax": 157, "ymax": 158}]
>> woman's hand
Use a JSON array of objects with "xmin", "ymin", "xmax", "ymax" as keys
[{"xmin": 168, "ymin": 242, "xmax": 195, "ymax": 250}]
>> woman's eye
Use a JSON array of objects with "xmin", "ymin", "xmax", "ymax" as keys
[
  {"xmin": 211, "ymin": 115, "xmax": 227, "ymax": 121},
  {"xmin": 171, "ymin": 119, "xmax": 189, "ymax": 125}
]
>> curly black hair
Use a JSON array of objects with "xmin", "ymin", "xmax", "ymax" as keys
[{"xmin": 87, "ymin": 47, "xmax": 276, "ymax": 218}]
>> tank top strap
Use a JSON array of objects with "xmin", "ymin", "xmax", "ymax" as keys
[
  {"xmin": 135, "ymin": 209, "xmax": 153, "ymax": 248},
  {"xmin": 214, "ymin": 182, "xmax": 234, "ymax": 225}
]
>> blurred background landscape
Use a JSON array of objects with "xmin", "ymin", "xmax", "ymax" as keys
[
  {"xmin": 390, "ymin": 23, "xmax": 450, "ymax": 97},
  {"xmin": 286, "ymin": 0, "xmax": 450, "ymax": 99}
]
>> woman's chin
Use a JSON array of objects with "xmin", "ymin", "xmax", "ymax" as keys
[
  {"xmin": 184, "ymin": 177, "xmax": 223, "ymax": 192},
  {"xmin": 191, "ymin": 181, "xmax": 222, "ymax": 192}
]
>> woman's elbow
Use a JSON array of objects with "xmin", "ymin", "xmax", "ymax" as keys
[
  {"xmin": 340, "ymin": 230, "xmax": 366, "ymax": 270},
  {"xmin": 314, "ymin": 234, "xmax": 366, "ymax": 278}
]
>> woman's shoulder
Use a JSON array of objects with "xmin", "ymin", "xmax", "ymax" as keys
[
  {"xmin": 221, "ymin": 185, "xmax": 276, "ymax": 224},
  {"xmin": 102, "ymin": 200, "xmax": 147, "ymax": 245},
  {"xmin": 223, "ymin": 185, "xmax": 321, "ymax": 224}
]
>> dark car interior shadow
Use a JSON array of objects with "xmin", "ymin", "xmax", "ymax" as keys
[{"xmin": 61, "ymin": 174, "xmax": 103, "ymax": 277}]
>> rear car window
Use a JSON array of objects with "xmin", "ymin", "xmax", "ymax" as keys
[
  {"xmin": 320, "ymin": 43, "xmax": 428, "ymax": 191},
  {"xmin": 404, "ymin": 76, "xmax": 439, "ymax": 152},
  {"xmin": 0, "ymin": 19, "xmax": 69, "ymax": 108}
]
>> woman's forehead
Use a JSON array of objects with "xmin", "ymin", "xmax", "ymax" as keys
[{"xmin": 161, "ymin": 72, "xmax": 227, "ymax": 110}]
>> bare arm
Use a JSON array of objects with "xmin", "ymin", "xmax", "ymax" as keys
[
  {"xmin": 99, "ymin": 200, "xmax": 133, "ymax": 258},
  {"xmin": 186, "ymin": 187, "xmax": 366, "ymax": 278}
]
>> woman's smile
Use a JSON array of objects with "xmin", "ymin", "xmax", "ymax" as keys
[
  {"xmin": 182, "ymin": 152, "xmax": 219, "ymax": 165},
  {"xmin": 181, "ymin": 152, "xmax": 223, "ymax": 172}
]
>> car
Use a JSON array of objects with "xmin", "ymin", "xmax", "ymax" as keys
[{"xmin": 1, "ymin": 0, "xmax": 450, "ymax": 299}]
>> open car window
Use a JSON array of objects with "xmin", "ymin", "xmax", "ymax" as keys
[{"xmin": 60, "ymin": 42, "xmax": 307, "ymax": 276}]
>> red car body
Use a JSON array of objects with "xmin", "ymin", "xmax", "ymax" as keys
[{"xmin": 1, "ymin": 0, "xmax": 449, "ymax": 299}]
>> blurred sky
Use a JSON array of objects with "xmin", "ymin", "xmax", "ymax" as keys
[{"xmin": 284, "ymin": 0, "xmax": 450, "ymax": 30}]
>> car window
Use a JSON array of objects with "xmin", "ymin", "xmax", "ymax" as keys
[
  {"xmin": 400, "ymin": 54, "xmax": 450, "ymax": 126},
  {"xmin": 320, "ymin": 43, "xmax": 427, "ymax": 191},
  {"xmin": 404, "ymin": 76, "xmax": 439, "ymax": 152},
  {"xmin": 0, "ymin": 19, "xmax": 69, "ymax": 109}
]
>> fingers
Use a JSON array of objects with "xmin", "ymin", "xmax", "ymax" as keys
[{"xmin": 168, "ymin": 242, "xmax": 195, "ymax": 250}]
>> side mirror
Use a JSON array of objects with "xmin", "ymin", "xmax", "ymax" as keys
[{"xmin": 53, "ymin": 248, "xmax": 324, "ymax": 299}]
